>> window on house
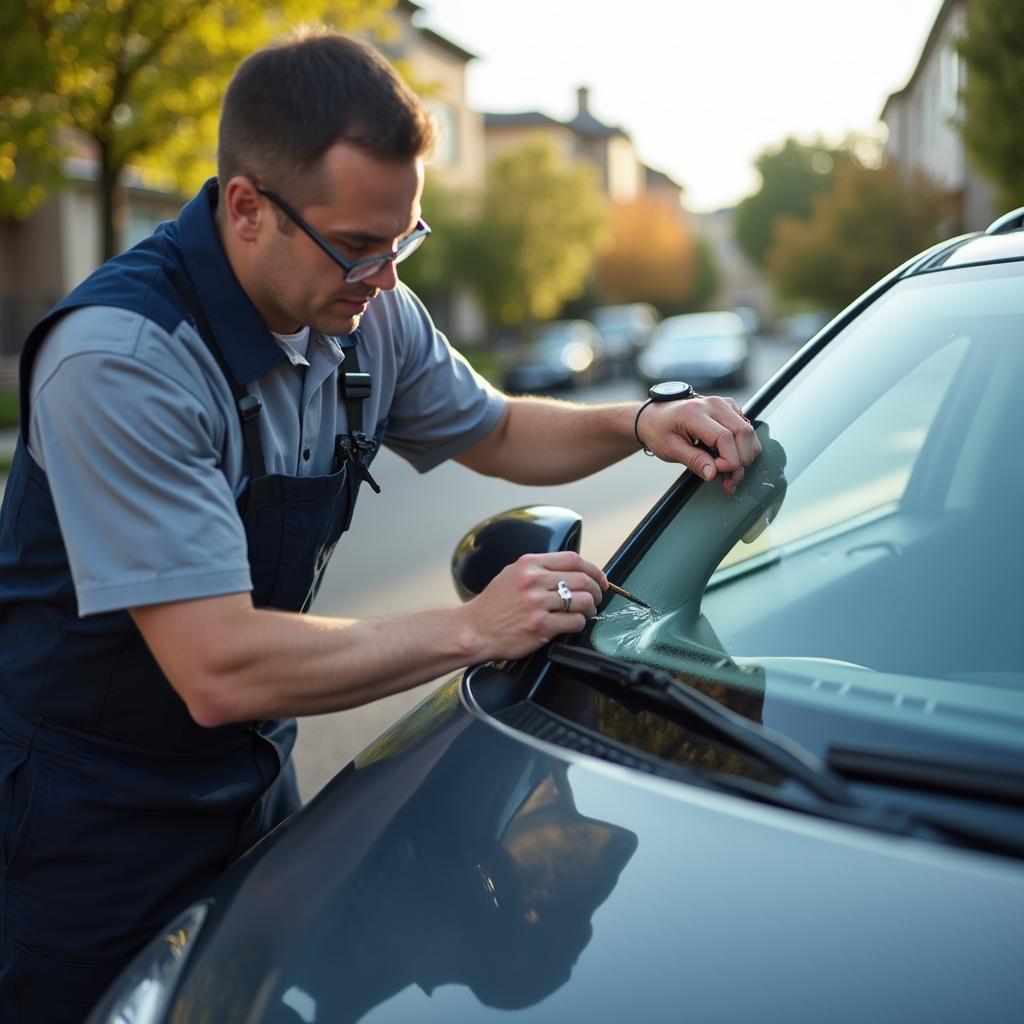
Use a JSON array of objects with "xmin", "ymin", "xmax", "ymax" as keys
[
  {"xmin": 123, "ymin": 205, "xmax": 170, "ymax": 251},
  {"xmin": 940, "ymin": 43, "xmax": 961, "ymax": 119},
  {"xmin": 920, "ymin": 70, "xmax": 936, "ymax": 152},
  {"xmin": 427, "ymin": 101, "xmax": 458, "ymax": 168}
]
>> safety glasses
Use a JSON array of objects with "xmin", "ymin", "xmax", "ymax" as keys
[{"xmin": 256, "ymin": 186, "xmax": 430, "ymax": 284}]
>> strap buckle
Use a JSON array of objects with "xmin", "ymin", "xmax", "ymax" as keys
[
  {"xmin": 238, "ymin": 394, "xmax": 263, "ymax": 422},
  {"xmin": 341, "ymin": 372, "xmax": 372, "ymax": 400}
]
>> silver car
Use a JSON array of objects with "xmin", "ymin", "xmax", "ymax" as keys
[{"xmin": 637, "ymin": 310, "xmax": 749, "ymax": 389}]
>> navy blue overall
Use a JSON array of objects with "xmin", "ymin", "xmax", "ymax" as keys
[{"xmin": 0, "ymin": 182, "xmax": 377, "ymax": 1021}]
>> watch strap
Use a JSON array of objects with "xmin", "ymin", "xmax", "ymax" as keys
[{"xmin": 633, "ymin": 399, "xmax": 656, "ymax": 456}]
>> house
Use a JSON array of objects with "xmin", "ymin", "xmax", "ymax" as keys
[
  {"xmin": 880, "ymin": 0, "xmax": 997, "ymax": 231},
  {"xmin": 484, "ymin": 87, "xmax": 644, "ymax": 203},
  {"xmin": 643, "ymin": 165, "xmax": 685, "ymax": 216},
  {"xmin": 0, "ymin": 158, "xmax": 182, "ymax": 374},
  {"xmin": 376, "ymin": 1, "xmax": 485, "ymax": 195}
]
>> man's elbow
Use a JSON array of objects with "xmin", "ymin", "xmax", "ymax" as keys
[
  {"xmin": 182, "ymin": 677, "xmax": 243, "ymax": 728},
  {"xmin": 176, "ymin": 671, "xmax": 247, "ymax": 729},
  {"xmin": 131, "ymin": 595, "xmax": 258, "ymax": 728}
]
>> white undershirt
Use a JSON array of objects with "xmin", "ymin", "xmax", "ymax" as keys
[{"xmin": 271, "ymin": 326, "xmax": 312, "ymax": 367}]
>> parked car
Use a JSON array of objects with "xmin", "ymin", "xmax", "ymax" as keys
[
  {"xmin": 502, "ymin": 319, "xmax": 603, "ymax": 393},
  {"xmin": 91, "ymin": 211, "xmax": 1024, "ymax": 1024},
  {"xmin": 729, "ymin": 303, "xmax": 762, "ymax": 336},
  {"xmin": 637, "ymin": 310, "xmax": 749, "ymax": 389},
  {"xmin": 589, "ymin": 302, "xmax": 659, "ymax": 374},
  {"xmin": 775, "ymin": 308, "xmax": 835, "ymax": 346}
]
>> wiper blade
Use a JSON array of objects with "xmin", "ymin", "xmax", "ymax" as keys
[
  {"xmin": 543, "ymin": 646, "xmax": 1024, "ymax": 858},
  {"xmin": 548, "ymin": 643, "xmax": 854, "ymax": 807},
  {"xmin": 827, "ymin": 742, "xmax": 1024, "ymax": 806}
]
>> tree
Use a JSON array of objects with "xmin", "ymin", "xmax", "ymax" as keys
[
  {"xmin": 662, "ymin": 237, "xmax": 720, "ymax": 317},
  {"xmin": 766, "ymin": 162, "xmax": 954, "ymax": 311},
  {"xmin": 594, "ymin": 197, "xmax": 697, "ymax": 307},
  {"xmin": 734, "ymin": 138, "xmax": 857, "ymax": 267},
  {"xmin": 392, "ymin": 180, "xmax": 477, "ymax": 306},
  {"xmin": 0, "ymin": 0, "xmax": 389, "ymax": 261},
  {"xmin": 958, "ymin": 0, "xmax": 1024, "ymax": 211},
  {"xmin": 462, "ymin": 138, "xmax": 610, "ymax": 327}
]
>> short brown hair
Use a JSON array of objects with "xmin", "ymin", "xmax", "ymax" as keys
[{"xmin": 217, "ymin": 27, "xmax": 435, "ymax": 204}]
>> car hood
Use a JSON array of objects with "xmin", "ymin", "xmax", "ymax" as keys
[{"xmin": 170, "ymin": 676, "xmax": 1024, "ymax": 1023}]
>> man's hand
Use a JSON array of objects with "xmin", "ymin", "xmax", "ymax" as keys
[
  {"xmin": 463, "ymin": 550, "xmax": 607, "ymax": 661},
  {"xmin": 635, "ymin": 395, "xmax": 760, "ymax": 494}
]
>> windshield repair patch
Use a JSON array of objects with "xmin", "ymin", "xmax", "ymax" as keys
[{"xmin": 591, "ymin": 602, "xmax": 659, "ymax": 652}]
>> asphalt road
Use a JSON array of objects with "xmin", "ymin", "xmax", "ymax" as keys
[{"xmin": 295, "ymin": 336, "xmax": 799, "ymax": 797}]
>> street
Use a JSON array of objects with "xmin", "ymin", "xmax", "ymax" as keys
[{"xmin": 294, "ymin": 335, "xmax": 798, "ymax": 797}]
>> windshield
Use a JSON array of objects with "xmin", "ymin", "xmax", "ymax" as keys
[{"xmin": 589, "ymin": 260, "xmax": 1024, "ymax": 763}]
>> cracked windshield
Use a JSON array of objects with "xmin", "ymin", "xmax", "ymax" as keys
[{"xmin": 590, "ymin": 261, "xmax": 1024, "ymax": 757}]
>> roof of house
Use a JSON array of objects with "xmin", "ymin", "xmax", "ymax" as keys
[
  {"xmin": 484, "ymin": 88, "xmax": 627, "ymax": 141},
  {"xmin": 398, "ymin": 0, "xmax": 477, "ymax": 62},
  {"xmin": 483, "ymin": 111, "xmax": 565, "ymax": 129},
  {"xmin": 417, "ymin": 26, "xmax": 476, "ymax": 62},
  {"xmin": 644, "ymin": 165, "xmax": 684, "ymax": 192},
  {"xmin": 565, "ymin": 109, "xmax": 626, "ymax": 140}
]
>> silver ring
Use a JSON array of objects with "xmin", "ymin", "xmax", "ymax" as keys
[{"xmin": 556, "ymin": 580, "xmax": 572, "ymax": 613}]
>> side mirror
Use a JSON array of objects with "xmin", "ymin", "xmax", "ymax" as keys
[{"xmin": 451, "ymin": 506, "xmax": 583, "ymax": 602}]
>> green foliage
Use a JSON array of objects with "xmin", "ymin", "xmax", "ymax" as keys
[
  {"xmin": 766, "ymin": 163, "xmax": 954, "ymax": 310},
  {"xmin": 405, "ymin": 138, "xmax": 609, "ymax": 330},
  {"xmin": 958, "ymin": 0, "xmax": 1024, "ymax": 210},
  {"xmin": 472, "ymin": 138, "xmax": 610, "ymax": 327},
  {"xmin": 0, "ymin": 391, "xmax": 20, "ymax": 429},
  {"xmin": 394, "ymin": 180, "xmax": 478, "ymax": 304},
  {"xmin": 0, "ymin": 0, "xmax": 390, "ymax": 258},
  {"xmin": 734, "ymin": 138, "xmax": 857, "ymax": 267}
]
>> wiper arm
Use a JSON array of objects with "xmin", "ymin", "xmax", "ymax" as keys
[
  {"xmin": 548, "ymin": 643, "xmax": 855, "ymax": 807},
  {"xmin": 827, "ymin": 742, "xmax": 1024, "ymax": 859},
  {"xmin": 543, "ymin": 646, "xmax": 1024, "ymax": 859},
  {"xmin": 827, "ymin": 742, "xmax": 1024, "ymax": 806}
]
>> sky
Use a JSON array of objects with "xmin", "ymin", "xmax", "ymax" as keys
[{"xmin": 414, "ymin": 0, "xmax": 944, "ymax": 211}]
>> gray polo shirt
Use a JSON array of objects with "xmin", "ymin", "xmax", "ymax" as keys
[{"xmin": 28, "ymin": 282, "xmax": 505, "ymax": 616}]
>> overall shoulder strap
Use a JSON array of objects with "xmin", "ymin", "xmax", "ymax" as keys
[{"xmin": 171, "ymin": 268, "xmax": 267, "ymax": 480}]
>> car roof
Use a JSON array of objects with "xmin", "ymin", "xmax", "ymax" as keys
[
  {"xmin": 656, "ymin": 311, "xmax": 745, "ymax": 336},
  {"xmin": 907, "ymin": 209, "xmax": 1024, "ymax": 275}
]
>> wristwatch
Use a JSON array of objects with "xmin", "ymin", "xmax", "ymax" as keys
[
  {"xmin": 648, "ymin": 381, "xmax": 695, "ymax": 402},
  {"xmin": 634, "ymin": 381, "xmax": 696, "ymax": 454}
]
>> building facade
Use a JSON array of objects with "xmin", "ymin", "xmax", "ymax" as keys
[
  {"xmin": 880, "ymin": 0, "xmax": 997, "ymax": 231},
  {"xmin": 376, "ymin": 1, "xmax": 485, "ymax": 195},
  {"xmin": 483, "ymin": 87, "xmax": 645, "ymax": 204}
]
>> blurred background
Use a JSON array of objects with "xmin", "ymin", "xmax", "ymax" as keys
[{"xmin": 1, "ymin": 0, "xmax": 1020, "ymax": 794}]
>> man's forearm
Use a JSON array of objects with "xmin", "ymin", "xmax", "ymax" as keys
[
  {"xmin": 131, "ymin": 551, "xmax": 608, "ymax": 727},
  {"xmin": 457, "ymin": 396, "xmax": 640, "ymax": 485},
  {"xmin": 460, "ymin": 391, "xmax": 760, "ymax": 493},
  {"xmin": 134, "ymin": 596, "xmax": 483, "ymax": 726}
]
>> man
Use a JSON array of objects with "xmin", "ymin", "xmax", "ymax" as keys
[{"xmin": 0, "ymin": 28, "xmax": 758, "ymax": 1019}]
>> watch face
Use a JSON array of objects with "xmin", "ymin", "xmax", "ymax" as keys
[{"xmin": 649, "ymin": 381, "xmax": 695, "ymax": 401}]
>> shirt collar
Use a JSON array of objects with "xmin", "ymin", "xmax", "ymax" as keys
[{"xmin": 177, "ymin": 178, "xmax": 286, "ymax": 386}]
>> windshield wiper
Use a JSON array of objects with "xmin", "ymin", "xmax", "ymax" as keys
[
  {"xmin": 543, "ymin": 645, "xmax": 1024, "ymax": 859},
  {"xmin": 547, "ymin": 643, "xmax": 855, "ymax": 807},
  {"xmin": 826, "ymin": 742, "xmax": 1024, "ymax": 806}
]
